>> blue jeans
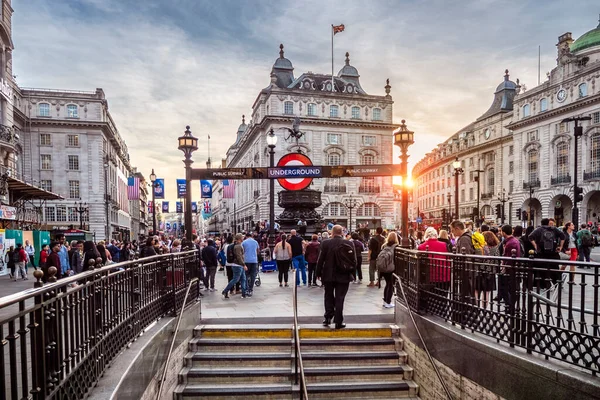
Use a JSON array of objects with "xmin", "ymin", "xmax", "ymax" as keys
[
  {"xmin": 223, "ymin": 265, "xmax": 247, "ymax": 295},
  {"xmin": 245, "ymin": 262, "xmax": 258, "ymax": 292},
  {"xmin": 293, "ymin": 255, "xmax": 307, "ymax": 285}
]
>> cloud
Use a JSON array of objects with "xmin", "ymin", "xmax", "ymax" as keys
[{"xmin": 12, "ymin": 0, "xmax": 600, "ymax": 201}]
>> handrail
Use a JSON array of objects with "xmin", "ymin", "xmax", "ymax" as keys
[
  {"xmin": 393, "ymin": 272, "xmax": 453, "ymax": 400},
  {"xmin": 293, "ymin": 268, "xmax": 309, "ymax": 399},
  {"xmin": 156, "ymin": 277, "xmax": 200, "ymax": 400}
]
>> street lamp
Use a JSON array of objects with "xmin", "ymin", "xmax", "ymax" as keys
[
  {"xmin": 528, "ymin": 185, "xmax": 534, "ymax": 227},
  {"xmin": 149, "ymin": 168, "xmax": 157, "ymax": 235},
  {"xmin": 446, "ymin": 193, "xmax": 452, "ymax": 224},
  {"xmin": 394, "ymin": 119, "xmax": 415, "ymax": 248},
  {"xmin": 452, "ymin": 157, "xmax": 464, "ymax": 222},
  {"xmin": 267, "ymin": 128, "xmax": 278, "ymax": 252},
  {"xmin": 343, "ymin": 196, "xmax": 359, "ymax": 232},
  {"xmin": 75, "ymin": 201, "xmax": 89, "ymax": 230},
  {"xmin": 178, "ymin": 125, "xmax": 198, "ymax": 242},
  {"xmin": 473, "ymin": 164, "xmax": 484, "ymax": 226},
  {"xmin": 562, "ymin": 115, "xmax": 592, "ymax": 228},
  {"xmin": 496, "ymin": 188, "xmax": 510, "ymax": 225}
]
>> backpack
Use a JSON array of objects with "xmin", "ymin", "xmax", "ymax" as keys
[
  {"xmin": 12, "ymin": 250, "xmax": 21, "ymax": 264},
  {"xmin": 376, "ymin": 244, "xmax": 397, "ymax": 273},
  {"xmin": 226, "ymin": 244, "xmax": 236, "ymax": 264},
  {"xmin": 472, "ymin": 231, "xmax": 486, "ymax": 251},
  {"xmin": 580, "ymin": 230, "xmax": 593, "ymax": 247},
  {"xmin": 334, "ymin": 240, "xmax": 356, "ymax": 273},
  {"xmin": 541, "ymin": 228, "xmax": 556, "ymax": 253}
]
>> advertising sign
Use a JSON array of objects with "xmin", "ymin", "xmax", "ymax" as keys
[
  {"xmin": 176, "ymin": 179, "xmax": 187, "ymax": 198},
  {"xmin": 176, "ymin": 202, "xmax": 182, "ymax": 213},
  {"xmin": 0, "ymin": 205, "xmax": 17, "ymax": 220},
  {"xmin": 162, "ymin": 202, "xmax": 169, "ymax": 213},
  {"xmin": 153, "ymin": 179, "xmax": 165, "ymax": 199},
  {"xmin": 276, "ymin": 153, "xmax": 314, "ymax": 191}
]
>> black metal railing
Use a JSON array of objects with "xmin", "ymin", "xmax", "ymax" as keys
[
  {"xmin": 551, "ymin": 175, "xmax": 571, "ymax": 185},
  {"xmin": 358, "ymin": 186, "xmax": 380, "ymax": 194},
  {"xmin": 583, "ymin": 170, "xmax": 600, "ymax": 181},
  {"xmin": 394, "ymin": 247, "xmax": 599, "ymax": 375},
  {"xmin": 0, "ymin": 250, "xmax": 200, "ymax": 399},
  {"xmin": 293, "ymin": 265, "xmax": 308, "ymax": 399},
  {"xmin": 523, "ymin": 180, "xmax": 541, "ymax": 189},
  {"xmin": 323, "ymin": 184, "xmax": 347, "ymax": 193}
]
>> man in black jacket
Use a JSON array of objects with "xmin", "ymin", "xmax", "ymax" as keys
[
  {"xmin": 202, "ymin": 239, "xmax": 219, "ymax": 291},
  {"xmin": 316, "ymin": 225, "xmax": 355, "ymax": 329}
]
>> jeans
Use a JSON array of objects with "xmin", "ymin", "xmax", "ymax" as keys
[
  {"xmin": 204, "ymin": 267, "xmax": 217, "ymax": 289},
  {"xmin": 579, "ymin": 246, "xmax": 592, "ymax": 262},
  {"xmin": 225, "ymin": 265, "xmax": 240, "ymax": 293},
  {"xmin": 223, "ymin": 265, "xmax": 247, "ymax": 295},
  {"xmin": 245, "ymin": 262, "xmax": 258, "ymax": 292},
  {"xmin": 382, "ymin": 272, "xmax": 394, "ymax": 304},
  {"xmin": 369, "ymin": 260, "xmax": 378, "ymax": 282},
  {"xmin": 355, "ymin": 257, "xmax": 363, "ymax": 281},
  {"xmin": 16, "ymin": 262, "xmax": 27, "ymax": 279},
  {"xmin": 307, "ymin": 262, "xmax": 317, "ymax": 285},
  {"xmin": 293, "ymin": 255, "xmax": 307, "ymax": 285}
]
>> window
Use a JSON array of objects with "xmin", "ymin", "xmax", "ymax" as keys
[
  {"xmin": 56, "ymin": 206, "xmax": 67, "ymax": 222},
  {"xmin": 362, "ymin": 177, "xmax": 375, "ymax": 191},
  {"xmin": 460, "ymin": 189, "xmax": 465, "ymax": 202},
  {"xmin": 469, "ymin": 188, "xmax": 473, "ymax": 201},
  {"xmin": 40, "ymin": 133, "xmax": 51, "ymax": 146},
  {"xmin": 527, "ymin": 130, "xmax": 538, "ymax": 142},
  {"xmin": 557, "ymin": 142, "xmax": 569, "ymax": 179},
  {"xmin": 362, "ymin": 154, "xmax": 375, "ymax": 165},
  {"xmin": 68, "ymin": 155, "xmax": 79, "ymax": 170},
  {"xmin": 509, "ymin": 180, "xmax": 514, "ymax": 194},
  {"xmin": 509, "ymin": 145, "xmax": 514, "ymax": 156},
  {"xmin": 523, "ymin": 104, "xmax": 530, "ymax": 118},
  {"xmin": 69, "ymin": 180, "xmax": 80, "ymax": 199},
  {"xmin": 329, "ymin": 105, "xmax": 339, "ymax": 117},
  {"xmin": 469, "ymin": 157, "xmax": 474, "ymax": 167},
  {"xmin": 356, "ymin": 202, "xmax": 380, "ymax": 217},
  {"xmin": 67, "ymin": 104, "xmax": 78, "ymax": 118},
  {"xmin": 591, "ymin": 134, "xmax": 600, "ymax": 174},
  {"xmin": 351, "ymin": 106, "xmax": 360, "ymax": 119},
  {"xmin": 323, "ymin": 202, "xmax": 347, "ymax": 216},
  {"xmin": 41, "ymin": 154, "xmax": 52, "ymax": 170},
  {"xmin": 284, "ymin": 101, "xmax": 293, "ymax": 115},
  {"xmin": 469, "ymin": 171, "xmax": 474, "ymax": 181},
  {"xmin": 67, "ymin": 135, "xmax": 79, "ymax": 147},
  {"xmin": 509, "ymin": 161, "xmax": 514, "ymax": 174},
  {"xmin": 68, "ymin": 207, "xmax": 78, "ymax": 222},
  {"xmin": 540, "ymin": 98, "xmax": 548, "ymax": 112},
  {"xmin": 527, "ymin": 150, "xmax": 539, "ymax": 183},
  {"xmin": 39, "ymin": 103, "xmax": 50, "ymax": 117},
  {"xmin": 45, "ymin": 207, "xmax": 55, "ymax": 222},
  {"xmin": 593, "ymin": 111, "xmax": 600, "ymax": 124},
  {"xmin": 328, "ymin": 153, "xmax": 341, "ymax": 166},
  {"xmin": 327, "ymin": 133, "xmax": 341, "ymax": 145},
  {"xmin": 307, "ymin": 103, "xmax": 317, "ymax": 116},
  {"xmin": 579, "ymin": 83, "xmax": 588, "ymax": 98},
  {"xmin": 372, "ymin": 108, "xmax": 381, "ymax": 121},
  {"xmin": 362, "ymin": 135, "xmax": 376, "ymax": 146},
  {"xmin": 556, "ymin": 122, "xmax": 569, "ymax": 134},
  {"xmin": 488, "ymin": 168, "xmax": 495, "ymax": 191},
  {"xmin": 40, "ymin": 180, "xmax": 52, "ymax": 192}
]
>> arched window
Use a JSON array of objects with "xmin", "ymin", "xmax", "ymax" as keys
[
  {"xmin": 590, "ymin": 134, "xmax": 600, "ymax": 175},
  {"xmin": 351, "ymin": 106, "xmax": 360, "ymax": 119},
  {"xmin": 556, "ymin": 142, "xmax": 569, "ymax": 179},
  {"xmin": 67, "ymin": 104, "xmax": 78, "ymax": 118},
  {"xmin": 284, "ymin": 101, "xmax": 293, "ymax": 115},
  {"xmin": 361, "ymin": 154, "xmax": 375, "ymax": 165},
  {"xmin": 307, "ymin": 103, "xmax": 317, "ymax": 116},
  {"xmin": 579, "ymin": 83, "xmax": 588, "ymax": 98},
  {"xmin": 39, "ymin": 103, "xmax": 50, "ymax": 117},
  {"xmin": 540, "ymin": 98, "xmax": 548, "ymax": 112},
  {"xmin": 527, "ymin": 149, "xmax": 539, "ymax": 184},
  {"xmin": 329, "ymin": 105, "xmax": 338, "ymax": 117},
  {"xmin": 487, "ymin": 168, "xmax": 494, "ymax": 192},
  {"xmin": 323, "ymin": 202, "xmax": 347, "ymax": 216},
  {"xmin": 372, "ymin": 108, "xmax": 381, "ymax": 120},
  {"xmin": 522, "ymin": 104, "xmax": 530, "ymax": 118},
  {"xmin": 356, "ymin": 202, "xmax": 381, "ymax": 217},
  {"xmin": 328, "ymin": 153, "xmax": 341, "ymax": 166}
]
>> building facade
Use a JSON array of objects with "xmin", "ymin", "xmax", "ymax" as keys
[
  {"xmin": 412, "ymin": 20, "xmax": 600, "ymax": 228},
  {"xmin": 219, "ymin": 45, "xmax": 400, "ymax": 232}
]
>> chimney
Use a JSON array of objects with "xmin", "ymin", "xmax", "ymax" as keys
[{"xmin": 557, "ymin": 32, "xmax": 573, "ymax": 65}]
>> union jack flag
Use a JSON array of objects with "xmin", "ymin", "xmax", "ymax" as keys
[
  {"xmin": 332, "ymin": 24, "xmax": 345, "ymax": 35},
  {"xmin": 203, "ymin": 200, "xmax": 212, "ymax": 214}
]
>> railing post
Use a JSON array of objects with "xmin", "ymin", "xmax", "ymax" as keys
[
  {"xmin": 458, "ymin": 247, "xmax": 468, "ymax": 329},
  {"xmin": 525, "ymin": 250, "xmax": 535, "ymax": 354},
  {"xmin": 171, "ymin": 254, "xmax": 177, "ymax": 316},
  {"xmin": 44, "ymin": 267, "xmax": 59, "ymax": 395},
  {"xmin": 416, "ymin": 247, "xmax": 431, "ymax": 313}
]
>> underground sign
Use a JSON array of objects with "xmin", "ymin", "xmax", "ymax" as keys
[{"xmin": 277, "ymin": 153, "xmax": 314, "ymax": 191}]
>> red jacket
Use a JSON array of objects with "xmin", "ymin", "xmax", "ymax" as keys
[
  {"xmin": 18, "ymin": 249, "xmax": 28, "ymax": 263},
  {"xmin": 418, "ymin": 238, "xmax": 451, "ymax": 282},
  {"xmin": 304, "ymin": 241, "xmax": 320, "ymax": 264}
]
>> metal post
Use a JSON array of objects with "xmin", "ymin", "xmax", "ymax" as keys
[
  {"xmin": 400, "ymin": 147, "xmax": 410, "ymax": 247},
  {"xmin": 151, "ymin": 183, "xmax": 157, "ymax": 235},
  {"xmin": 269, "ymin": 138, "xmax": 276, "ymax": 252},
  {"xmin": 573, "ymin": 123, "xmax": 581, "ymax": 228},
  {"xmin": 528, "ymin": 186, "xmax": 533, "ymax": 227},
  {"xmin": 104, "ymin": 160, "xmax": 111, "ymax": 240},
  {"xmin": 454, "ymin": 170, "xmax": 459, "ymax": 221},
  {"xmin": 184, "ymin": 161, "xmax": 193, "ymax": 242}
]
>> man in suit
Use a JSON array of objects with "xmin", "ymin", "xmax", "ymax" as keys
[{"xmin": 316, "ymin": 225, "xmax": 355, "ymax": 329}]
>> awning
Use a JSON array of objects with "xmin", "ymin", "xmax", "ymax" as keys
[{"xmin": 7, "ymin": 176, "xmax": 64, "ymax": 201}]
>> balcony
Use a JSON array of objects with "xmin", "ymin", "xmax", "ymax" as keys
[
  {"xmin": 551, "ymin": 175, "xmax": 571, "ymax": 185},
  {"xmin": 0, "ymin": 124, "xmax": 18, "ymax": 146},
  {"xmin": 481, "ymin": 192, "xmax": 493, "ymax": 200},
  {"xmin": 324, "ymin": 184, "xmax": 347, "ymax": 193},
  {"xmin": 523, "ymin": 180, "xmax": 541, "ymax": 189},
  {"xmin": 358, "ymin": 186, "xmax": 380, "ymax": 194},
  {"xmin": 583, "ymin": 170, "xmax": 600, "ymax": 181}
]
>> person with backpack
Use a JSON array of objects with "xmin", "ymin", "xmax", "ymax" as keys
[
  {"xmin": 529, "ymin": 218, "xmax": 565, "ymax": 288},
  {"xmin": 450, "ymin": 221, "xmax": 475, "ymax": 255},
  {"xmin": 316, "ymin": 225, "xmax": 356, "ymax": 329},
  {"xmin": 221, "ymin": 233, "xmax": 248, "ymax": 300},
  {"xmin": 367, "ymin": 227, "xmax": 385, "ymax": 287},
  {"xmin": 351, "ymin": 232, "xmax": 364, "ymax": 284},
  {"xmin": 202, "ymin": 239, "xmax": 218, "ymax": 291},
  {"xmin": 577, "ymin": 223, "xmax": 593, "ymax": 266},
  {"xmin": 223, "ymin": 235, "xmax": 240, "ymax": 295},
  {"xmin": 377, "ymin": 231, "xmax": 399, "ymax": 308}
]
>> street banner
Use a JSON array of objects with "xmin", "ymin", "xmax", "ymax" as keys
[
  {"xmin": 166, "ymin": 222, "xmax": 171, "ymax": 231},
  {"xmin": 200, "ymin": 180, "xmax": 212, "ymax": 198},
  {"xmin": 176, "ymin": 179, "xmax": 186, "ymax": 198},
  {"xmin": 148, "ymin": 201, "xmax": 153, "ymax": 214},
  {"xmin": 201, "ymin": 200, "xmax": 212, "ymax": 220},
  {"xmin": 154, "ymin": 179, "xmax": 165, "ymax": 199},
  {"xmin": 192, "ymin": 202, "xmax": 198, "ymax": 213},
  {"xmin": 176, "ymin": 202, "xmax": 182, "ymax": 213},
  {"xmin": 162, "ymin": 202, "xmax": 169, "ymax": 213}
]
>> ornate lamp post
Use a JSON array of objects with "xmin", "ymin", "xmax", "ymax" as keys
[
  {"xmin": 393, "ymin": 120, "xmax": 414, "ymax": 248},
  {"xmin": 75, "ymin": 201, "xmax": 89, "ymax": 230},
  {"xmin": 149, "ymin": 169, "xmax": 158, "ymax": 235},
  {"xmin": 266, "ymin": 128, "xmax": 278, "ymax": 251},
  {"xmin": 447, "ymin": 193, "xmax": 452, "ymax": 223},
  {"xmin": 452, "ymin": 157, "xmax": 464, "ymax": 221},
  {"xmin": 178, "ymin": 126, "xmax": 198, "ymax": 242},
  {"xmin": 343, "ymin": 196, "xmax": 359, "ymax": 232},
  {"xmin": 562, "ymin": 116, "xmax": 591, "ymax": 228},
  {"xmin": 496, "ymin": 188, "xmax": 510, "ymax": 225}
]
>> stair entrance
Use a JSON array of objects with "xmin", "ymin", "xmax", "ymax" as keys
[{"xmin": 174, "ymin": 323, "xmax": 419, "ymax": 399}]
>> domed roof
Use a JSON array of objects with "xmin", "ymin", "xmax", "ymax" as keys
[
  {"xmin": 237, "ymin": 115, "xmax": 247, "ymax": 134},
  {"xmin": 570, "ymin": 20, "xmax": 600, "ymax": 54},
  {"xmin": 495, "ymin": 69, "xmax": 517, "ymax": 93},
  {"xmin": 337, "ymin": 52, "xmax": 359, "ymax": 77},
  {"xmin": 272, "ymin": 44, "xmax": 293, "ymax": 71}
]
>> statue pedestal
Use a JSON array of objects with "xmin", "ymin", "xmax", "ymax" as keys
[{"xmin": 277, "ymin": 189, "xmax": 323, "ymax": 238}]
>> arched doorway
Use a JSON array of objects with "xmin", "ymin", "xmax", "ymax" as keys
[
  {"xmin": 522, "ymin": 197, "xmax": 542, "ymax": 227},
  {"xmin": 550, "ymin": 195, "xmax": 572, "ymax": 227},
  {"xmin": 585, "ymin": 191, "xmax": 600, "ymax": 225}
]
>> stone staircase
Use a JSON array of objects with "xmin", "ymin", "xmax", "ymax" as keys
[{"xmin": 173, "ymin": 323, "xmax": 419, "ymax": 399}]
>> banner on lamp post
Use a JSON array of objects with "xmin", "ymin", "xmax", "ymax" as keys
[
  {"xmin": 153, "ymin": 179, "xmax": 165, "ymax": 199},
  {"xmin": 176, "ymin": 179, "xmax": 187, "ymax": 198},
  {"xmin": 200, "ymin": 180, "xmax": 213, "ymax": 198}
]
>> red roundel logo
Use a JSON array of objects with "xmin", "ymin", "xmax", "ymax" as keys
[{"xmin": 277, "ymin": 153, "xmax": 313, "ymax": 191}]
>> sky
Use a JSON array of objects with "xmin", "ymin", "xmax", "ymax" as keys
[{"xmin": 12, "ymin": 0, "xmax": 600, "ymax": 202}]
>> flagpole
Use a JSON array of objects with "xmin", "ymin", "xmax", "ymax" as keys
[
  {"xmin": 331, "ymin": 24, "xmax": 334, "ymax": 92},
  {"xmin": 207, "ymin": 134, "xmax": 212, "ymax": 169}
]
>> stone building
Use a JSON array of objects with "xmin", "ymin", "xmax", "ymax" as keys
[
  {"xmin": 412, "ymin": 20, "xmax": 600, "ymax": 228},
  {"xmin": 219, "ymin": 45, "xmax": 400, "ymax": 232}
]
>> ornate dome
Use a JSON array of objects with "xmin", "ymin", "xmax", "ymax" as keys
[
  {"xmin": 570, "ymin": 21, "xmax": 600, "ymax": 54},
  {"xmin": 477, "ymin": 69, "xmax": 517, "ymax": 121},
  {"xmin": 235, "ymin": 115, "xmax": 247, "ymax": 144},
  {"xmin": 495, "ymin": 69, "xmax": 517, "ymax": 92},
  {"xmin": 337, "ymin": 52, "xmax": 360, "ymax": 78},
  {"xmin": 271, "ymin": 44, "xmax": 294, "ymax": 88}
]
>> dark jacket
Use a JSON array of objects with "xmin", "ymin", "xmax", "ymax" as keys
[
  {"xmin": 456, "ymin": 231, "xmax": 475, "ymax": 254},
  {"xmin": 304, "ymin": 241, "xmax": 321, "ymax": 264},
  {"xmin": 316, "ymin": 236, "xmax": 354, "ymax": 283},
  {"xmin": 140, "ymin": 245, "xmax": 157, "ymax": 258},
  {"xmin": 46, "ymin": 251, "xmax": 62, "ymax": 280},
  {"xmin": 202, "ymin": 244, "xmax": 218, "ymax": 268}
]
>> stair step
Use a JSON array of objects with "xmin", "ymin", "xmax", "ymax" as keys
[
  {"xmin": 190, "ymin": 337, "xmax": 292, "ymax": 352},
  {"xmin": 181, "ymin": 366, "xmax": 292, "ymax": 384},
  {"xmin": 306, "ymin": 380, "xmax": 418, "ymax": 398},
  {"xmin": 299, "ymin": 324, "xmax": 393, "ymax": 339},
  {"xmin": 303, "ymin": 364, "xmax": 413, "ymax": 382},
  {"xmin": 301, "ymin": 337, "xmax": 398, "ymax": 351},
  {"xmin": 196, "ymin": 324, "xmax": 293, "ymax": 339},
  {"xmin": 186, "ymin": 352, "xmax": 292, "ymax": 368},
  {"xmin": 176, "ymin": 383, "xmax": 293, "ymax": 399},
  {"xmin": 302, "ymin": 350, "xmax": 406, "ymax": 366}
]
